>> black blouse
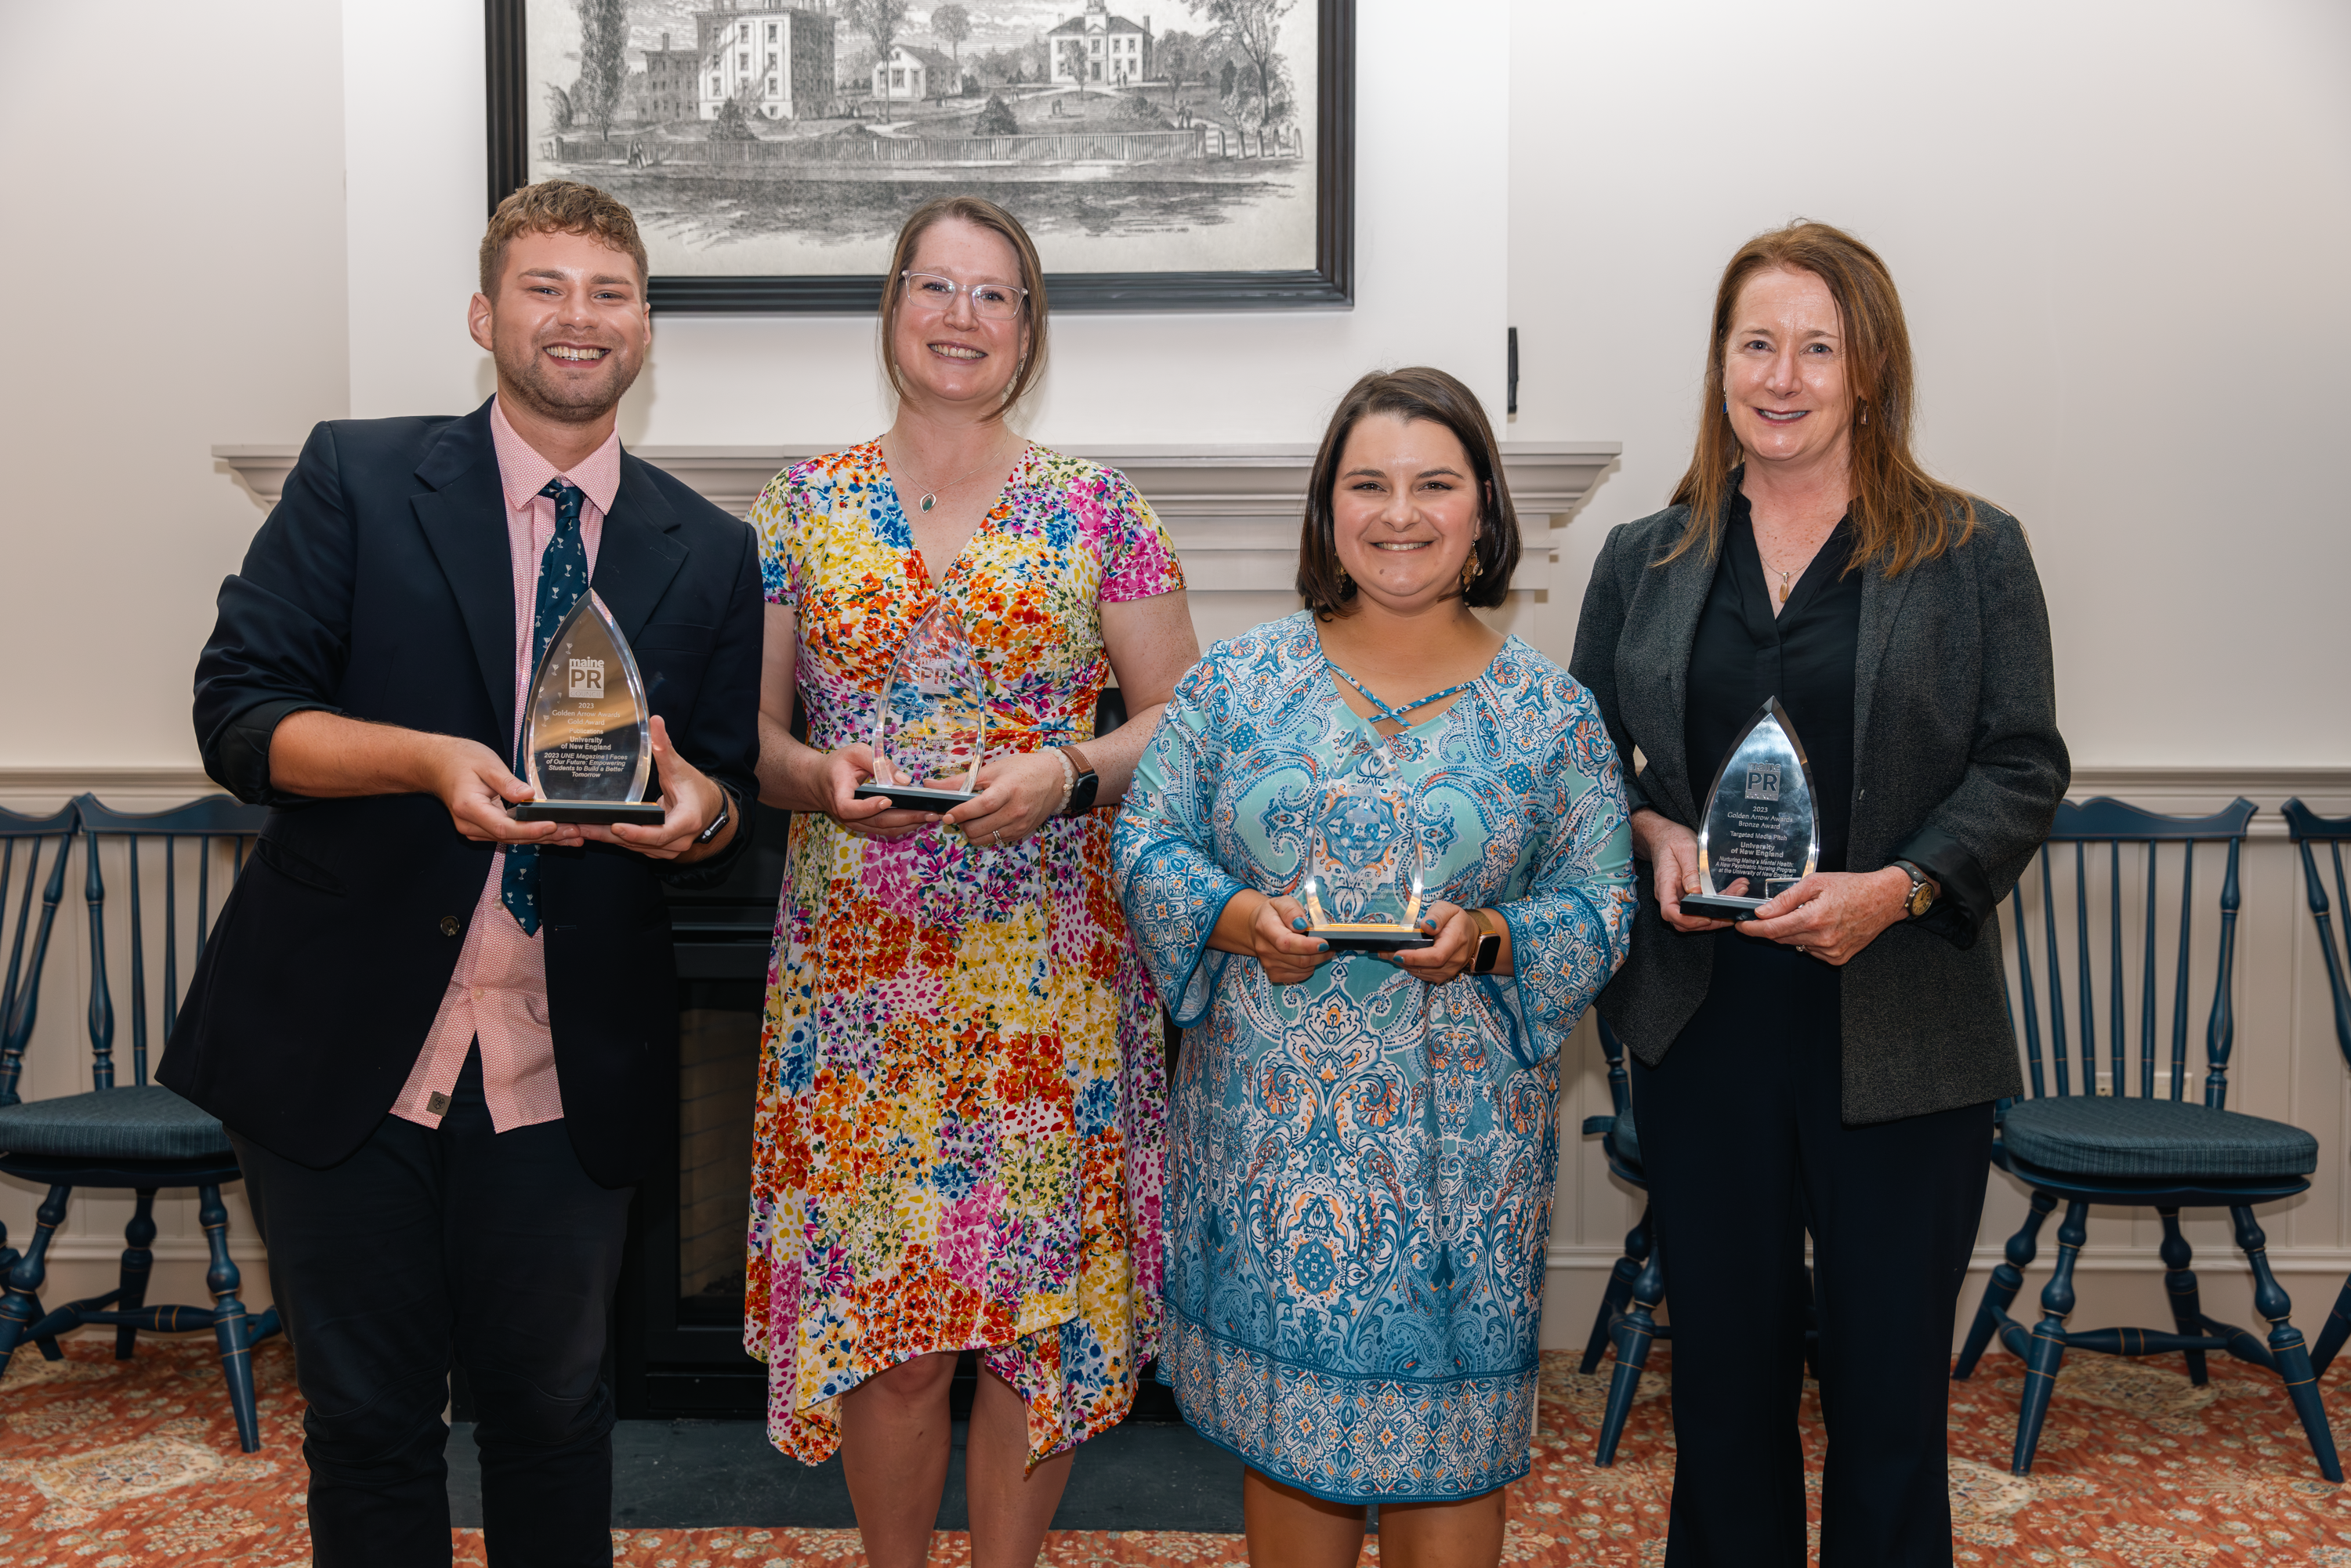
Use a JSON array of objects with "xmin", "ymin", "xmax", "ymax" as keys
[{"xmin": 1683, "ymin": 491, "xmax": 1861, "ymax": 875}]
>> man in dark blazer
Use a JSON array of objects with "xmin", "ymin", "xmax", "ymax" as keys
[{"xmin": 161, "ymin": 182, "xmax": 761, "ymax": 1566}]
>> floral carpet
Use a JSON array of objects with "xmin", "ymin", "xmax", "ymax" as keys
[{"xmin": 6, "ymin": 1336, "xmax": 2351, "ymax": 1564}]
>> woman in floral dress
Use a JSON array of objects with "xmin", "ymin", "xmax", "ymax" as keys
[
  {"xmin": 744, "ymin": 197, "xmax": 1197, "ymax": 1568},
  {"xmin": 1114, "ymin": 368, "xmax": 1635, "ymax": 1567}
]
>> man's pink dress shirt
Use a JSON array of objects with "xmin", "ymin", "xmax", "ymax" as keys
[{"xmin": 389, "ymin": 400, "xmax": 622, "ymax": 1133}]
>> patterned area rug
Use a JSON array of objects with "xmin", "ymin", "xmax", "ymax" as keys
[{"xmin": 5, "ymin": 1336, "xmax": 2351, "ymax": 1563}]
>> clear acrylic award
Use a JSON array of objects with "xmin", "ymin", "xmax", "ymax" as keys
[
  {"xmin": 509, "ymin": 592, "xmax": 665, "ymax": 825},
  {"xmin": 1299, "ymin": 777, "xmax": 1433, "ymax": 952},
  {"xmin": 1682, "ymin": 697, "xmax": 1820, "ymax": 921},
  {"xmin": 854, "ymin": 603, "xmax": 988, "ymax": 811}
]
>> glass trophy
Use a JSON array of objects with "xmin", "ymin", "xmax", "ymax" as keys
[
  {"xmin": 1299, "ymin": 778, "xmax": 1433, "ymax": 952},
  {"xmin": 509, "ymin": 592, "xmax": 665, "ymax": 824},
  {"xmin": 853, "ymin": 603, "xmax": 988, "ymax": 811},
  {"xmin": 1682, "ymin": 697, "xmax": 1820, "ymax": 921}
]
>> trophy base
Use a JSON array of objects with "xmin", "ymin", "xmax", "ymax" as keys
[
  {"xmin": 509, "ymin": 801, "xmax": 668, "ymax": 825},
  {"xmin": 1310, "ymin": 923, "xmax": 1434, "ymax": 953},
  {"xmin": 1680, "ymin": 893, "xmax": 1766, "ymax": 922},
  {"xmin": 853, "ymin": 784, "xmax": 979, "ymax": 811}
]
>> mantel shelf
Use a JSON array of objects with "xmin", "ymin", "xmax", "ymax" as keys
[
  {"xmin": 213, "ymin": 440, "xmax": 1621, "ymax": 526},
  {"xmin": 212, "ymin": 440, "xmax": 1623, "ymax": 615}
]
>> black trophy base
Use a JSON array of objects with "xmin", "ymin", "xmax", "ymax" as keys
[
  {"xmin": 509, "ymin": 801, "xmax": 668, "ymax": 826},
  {"xmin": 1310, "ymin": 924, "xmax": 1434, "ymax": 953},
  {"xmin": 854, "ymin": 783, "xmax": 979, "ymax": 811},
  {"xmin": 1680, "ymin": 893, "xmax": 1766, "ymax": 922}
]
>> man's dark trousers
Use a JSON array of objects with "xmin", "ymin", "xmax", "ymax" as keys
[{"xmin": 232, "ymin": 1048, "xmax": 631, "ymax": 1567}]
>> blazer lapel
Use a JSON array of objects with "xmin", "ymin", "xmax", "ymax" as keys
[
  {"xmin": 1625, "ymin": 541, "xmax": 1717, "ymax": 826},
  {"xmin": 1852, "ymin": 561, "xmax": 1917, "ymax": 767},
  {"xmin": 411, "ymin": 403, "xmax": 517, "ymax": 742},
  {"xmin": 592, "ymin": 454, "xmax": 687, "ymax": 646}
]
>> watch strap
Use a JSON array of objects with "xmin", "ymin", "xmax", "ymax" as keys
[
  {"xmin": 694, "ymin": 787, "xmax": 733, "ymax": 846},
  {"xmin": 1891, "ymin": 859, "xmax": 1933, "ymax": 918},
  {"xmin": 1467, "ymin": 907, "xmax": 1502, "ymax": 975},
  {"xmin": 1057, "ymin": 744, "xmax": 1100, "ymax": 818}
]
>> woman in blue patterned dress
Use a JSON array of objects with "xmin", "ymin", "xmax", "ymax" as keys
[{"xmin": 1114, "ymin": 368, "xmax": 1636, "ymax": 1566}]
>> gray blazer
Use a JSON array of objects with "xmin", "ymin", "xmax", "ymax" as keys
[{"xmin": 1569, "ymin": 499, "xmax": 2067, "ymax": 1124}]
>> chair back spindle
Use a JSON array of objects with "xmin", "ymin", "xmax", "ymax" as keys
[
  {"xmin": 2009, "ymin": 884, "xmax": 2045, "ymax": 1099},
  {"xmin": 69, "ymin": 795, "xmax": 266, "ymax": 1096},
  {"xmin": 0, "ymin": 806, "xmax": 79, "ymax": 1108},
  {"xmin": 2284, "ymin": 798, "xmax": 2351, "ymax": 1071},
  {"xmin": 2001, "ymin": 797, "xmax": 2254, "ymax": 1108},
  {"xmin": 2206, "ymin": 831, "xmax": 2244, "ymax": 1109},
  {"xmin": 83, "ymin": 820, "xmax": 114, "ymax": 1092}
]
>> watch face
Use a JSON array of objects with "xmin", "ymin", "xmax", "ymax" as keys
[{"xmin": 1909, "ymin": 884, "xmax": 1933, "ymax": 918}]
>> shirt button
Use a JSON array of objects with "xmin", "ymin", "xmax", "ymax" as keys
[
  {"xmin": 473, "ymin": 987, "xmax": 486, "ymax": 1000},
  {"xmin": 440, "ymin": 915, "xmax": 460, "ymax": 936}
]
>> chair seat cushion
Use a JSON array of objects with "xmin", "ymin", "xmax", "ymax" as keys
[
  {"xmin": 2001, "ymin": 1095, "xmax": 2317, "ymax": 1181},
  {"xmin": 1613, "ymin": 1102, "xmax": 1643, "ymax": 1168},
  {"xmin": 0, "ymin": 1085, "xmax": 233, "ymax": 1162}
]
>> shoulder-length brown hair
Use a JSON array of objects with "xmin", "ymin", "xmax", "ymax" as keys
[
  {"xmin": 1666, "ymin": 220, "xmax": 1976, "ymax": 577},
  {"xmin": 1297, "ymin": 367, "xmax": 1520, "ymax": 617},
  {"xmin": 878, "ymin": 195, "xmax": 1049, "ymax": 418}
]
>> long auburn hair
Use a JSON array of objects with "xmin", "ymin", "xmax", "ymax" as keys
[
  {"xmin": 878, "ymin": 194, "xmax": 1049, "ymax": 418},
  {"xmin": 1665, "ymin": 220, "xmax": 1977, "ymax": 577}
]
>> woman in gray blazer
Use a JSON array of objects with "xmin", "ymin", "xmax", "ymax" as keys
[{"xmin": 1570, "ymin": 220, "xmax": 2068, "ymax": 1566}]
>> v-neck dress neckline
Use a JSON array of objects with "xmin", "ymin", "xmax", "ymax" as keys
[{"xmin": 875, "ymin": 439, "xmax": 1034, "ymax": 596}]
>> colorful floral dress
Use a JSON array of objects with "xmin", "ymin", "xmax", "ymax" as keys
[
  {"xmin": 1112, "ymin": 614, "xmax": 1636, "ymax": 1501},
  {"xmin": 745, "ymin": 442, "xmax": 1182, "ymax": 1465}
]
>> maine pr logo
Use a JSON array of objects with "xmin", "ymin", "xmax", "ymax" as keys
[
  {"xmin": 568, "ymin": 657, "xmax": 606, "ymax": 700},
  {"xmin": 1746, "ymin": 763, "xmax": 1781, "ymax": 802}
]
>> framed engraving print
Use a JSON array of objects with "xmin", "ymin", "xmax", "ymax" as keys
[{"xmin": 484, "ymin": 0, "xmax": 1354, "ymax": 312}]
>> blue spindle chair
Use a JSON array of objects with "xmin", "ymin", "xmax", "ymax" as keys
[
  {"xmin": 0, "ymin": 794, "xmax": 283, "ymax": 1451},
  {"xmin": 0, "ymin": 802, "xmax": 82, "ymax": 1369},
  {"xmin": 2282, "ymin": 798, "xmax": 2351, "ymax": 1377},
  {"xmin": 1951, "ymin": 797, "xmax": 2337, "ymax": 1481},
  {"xmin": 1576, "ymin": 1016, "xmax": 1663, "ymax": 1465},
  {"xmin": 1578, "ymin": 1016, "xmax": 1821, "ymax": 1466}
]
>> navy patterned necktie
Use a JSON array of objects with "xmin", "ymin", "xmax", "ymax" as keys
[{"xmin": 501, "ymin": 479, "xmax": 590, "ymax": 935}]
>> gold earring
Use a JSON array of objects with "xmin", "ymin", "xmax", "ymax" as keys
[{"xmin": 1461, "ymin": 551, "xmax": 1483, "ymax": 590}]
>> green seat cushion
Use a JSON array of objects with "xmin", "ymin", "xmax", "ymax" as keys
[
  {"xmin": 0, "ymin": 1085, "xmax": 233, "ymax": 1162},
  {"xmin": 2001, "ymin": 1095, "xmax": 2317, "ymax": 1181}
]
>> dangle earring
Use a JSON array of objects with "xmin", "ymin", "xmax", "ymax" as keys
[{"xmin": 1460, "ymin": 540, "xmax": 1483, "ymax": 592}]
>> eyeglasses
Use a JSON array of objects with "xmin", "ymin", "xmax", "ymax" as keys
[{"xmin": 900, "ymin": 271, "xmax": 1029, "ymax": 320}]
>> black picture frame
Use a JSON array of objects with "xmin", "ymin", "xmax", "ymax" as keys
[{"xmin": 484, "ymin": 0, "xmax": 1354, "ymax": 313}]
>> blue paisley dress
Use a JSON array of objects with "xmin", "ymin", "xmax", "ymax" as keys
[{"xmin": 1111, "ymin": 613, "xmax": 1636, "ymax": 1502}]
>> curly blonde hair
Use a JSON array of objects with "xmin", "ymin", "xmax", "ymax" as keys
[{"xmin": 478, "ymin": 180, "xmax": 650, "ymax": 299}]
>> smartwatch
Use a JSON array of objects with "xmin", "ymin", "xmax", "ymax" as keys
[
  {"xmin": 1890, "ymin": 859, "xmax": 1936, "ymax": 920},
  {"xmin": 1467, "ymin": 908, "xmax": 1503, "ymax": 976},
  {"xmin": 1059, "ymin": 745, "xmax": 1100, "ymax": 817}
]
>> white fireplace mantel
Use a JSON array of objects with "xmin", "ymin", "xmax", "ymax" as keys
[{"xmin": 213, "ymin": 440, "xmax": 1622, "ymax": 643}]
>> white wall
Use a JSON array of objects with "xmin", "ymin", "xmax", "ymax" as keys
[
  {"xmin": 1510, "ymin": 0, "xmax": 2351, "ymax": 766},
  {"xmin": 0, "ymin": 2, "xmax": 350, "ymax": 772}
]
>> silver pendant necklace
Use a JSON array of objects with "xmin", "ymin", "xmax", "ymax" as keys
[{"xmin": 890, "ymin": 438, "xmax": 1014, "ymax": 514}]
